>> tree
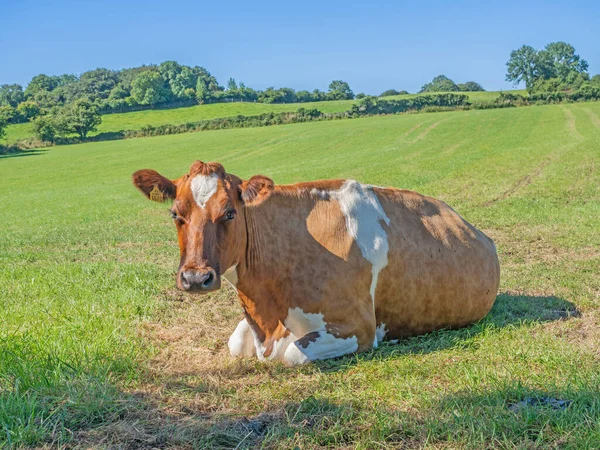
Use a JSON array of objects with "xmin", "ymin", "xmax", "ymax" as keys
[
  {"xmin": 540, "ymin": 42, "xmax": 588, "ymax": 81},
  {"xmin": 119, "ymin": 65, "xmax": 158, "ymax": 91},
  {"xmin": 158, "ymin": 61, "xmax": 188, "ymax": 100},
  {"xmin": 159, "ymin": 61, "xmax": 183, "ymax": 85},
  {"xmin": 131, "ymin": 71, "xmax": 169, "ymax": 106},
  {"xmin": 327, "ymin": 80, "xmax": 354, "ymax": 100},
  {"xmin": 419, "ymin": 75, "xmax": 459, "ymax": 93},
  {"xmin": 16, "ymin": 101, "xmax": 41, "ymax": 120},
  {"xmin": 379, "ymin": 89, "xmax": 400, "ymax": 97},
  {"xmin": 25, "ymin": 74, "xmax": 59, "ymax": 97},
  {"xmin": 32, "ymin": 115, "xmax": 59, "ymax": 142},
  {"xmin": 108, "ymin": 84, "xmax": 129, "ymax": 100},
  {"xmin": 296, "ymin": 90, "xmax": 313, "ymax": 102},
  {"xmin": 506, "ymin": 45, "xmax": 545, "ymax": 88},
  {"xmin": 59, "ymin": 99, "xmax": 102, "ymax": 139},
  {"xmin": 227, "ymin": 78, "xmax": 238, "ymax": 91},
  {"xmin": 591, "ymin": 75, "xmax": 600, "ymax": 86},
  {"xmin": 457, "ymin": 81, "xmax": 485, "ymax": 91},
  {"xmin": 312, "ymin": 89, "xmax": 326, "ymax": 101},
  {"xmin": 33, "ymin": 89, "xmax": 59, "ymax": 112},
  {"xmin": 237, "ymin": 82, "xmax": 258, "ymax": 102},
  {"xmin": 196, "ymin": 78, "xmax": 211, "ymax": 104},
  {"xmin": 224, "ymin": 78, "xmax": 240, "ymax": 101},
  {"xmin": 506, "ymin": 42, "xmax": 588, "ymax": 89},
  {"xmin": 0, "ymin": 105, "xmax": 18, "ymax": 123},
  {"xmin": 0, "ymin": 84, "xmax": 25, "ymax": 107},
  {"xmin": 0, "ymin": 116, "xmax": 6, "ymax": 141},
  {"xmin": 55, "ymin": 74, "xmax": 78, "ymax": 87},
  {"xmin": 171, "ymin": 67, "xmax": 197, "ymax": 99},
  {"xmin": 78, "ymin": 68, "xmax": 119, "ymax": 101}
]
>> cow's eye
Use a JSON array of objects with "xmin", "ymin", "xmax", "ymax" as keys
[
  {"xmin": 225, "ymin": 210, "xmax": 236, "ymax": 220},
  {"xmin": 170, "ymin": 210, "xmax": 184, "ymax": 223}
]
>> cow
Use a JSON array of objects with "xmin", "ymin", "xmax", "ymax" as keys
[{"xmin": 132, "ymin": 161, "xmax": 500, "ymax": 366}]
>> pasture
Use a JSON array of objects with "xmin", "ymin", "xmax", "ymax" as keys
[
  {"xmin": 1, "ymin": 90, "xmax": 524, "ymax": 144},
  {"xmin": 1, "ymin": 101, "xmax": 599, "ymax": 448}
]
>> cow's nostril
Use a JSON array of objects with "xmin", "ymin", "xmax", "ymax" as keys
[
  {"xmin": 202, "ymin": 271, "xmax": 214, "ymax": 287},
  {"xmin": 180, "ymin": 272, "xmax": 192, "ymax": 290}
]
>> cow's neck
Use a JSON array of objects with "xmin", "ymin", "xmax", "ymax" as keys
[{"xmin": 236, "ymin": 193, "xmax": 308, "ymax": 334}]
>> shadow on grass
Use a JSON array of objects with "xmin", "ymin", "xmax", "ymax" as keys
[
  {"xmin": 316, "ymin": 292, "xmax": 578, "ymax": 371},
  {"xmin": 70, "ymin": 383, "xmax": 600, "ymax": 449},
  {"xmin": 0, "ymin": 148, "xmax": 48, "ymax": 159}
]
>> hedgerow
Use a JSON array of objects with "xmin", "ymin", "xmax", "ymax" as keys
[{"xmin": 12, "ymin": 88, "xmax": 600, "ymax": 149}]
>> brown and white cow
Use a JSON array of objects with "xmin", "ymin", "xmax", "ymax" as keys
[{"xmin": 132, "ymin": 161, "xmax": 500, "ymax": 365}]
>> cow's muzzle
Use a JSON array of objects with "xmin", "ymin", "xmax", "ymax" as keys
[{"xmin": 179, "ymin": 268, "xmax": 219, "ymax": 292}]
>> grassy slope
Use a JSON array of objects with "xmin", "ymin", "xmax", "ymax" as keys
[
  {"xmin": 1, "ymin": 102, "xmax": 598, "ymax": 448},
  {"xmin": 2, "ymin": 90, "xmax": 525, "ymax": 144}
]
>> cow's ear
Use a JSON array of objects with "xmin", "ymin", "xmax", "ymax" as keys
[
  {"xmin": 240, "ymin": 175, "xmax": 274, "ymax": 206},
  {"xmin": 132, "ymin": 169, "xmax": 179, "ymax": 202}
]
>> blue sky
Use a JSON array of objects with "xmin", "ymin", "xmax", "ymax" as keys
[{"xmin": 2, "ymin": 0, "xmax": 598, "ymax": 94}]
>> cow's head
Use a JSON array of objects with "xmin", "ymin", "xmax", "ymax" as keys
[{"xmin": 132, "ymin": 161, "xmax": 274, "ymax": 292}]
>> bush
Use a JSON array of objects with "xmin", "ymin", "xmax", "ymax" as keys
[
  {"xmin": 458, "ymin": 81, "xmax": 485, "ymax": 91},
  {"xmin": 32, "ymin": 116, "xmax": 59, "ymax": 142},
  {"xmin": 379, "ymin": 89, "xmax": 409, "ymax": 97},
  {"xmin": 351, "ymin": 93, "xmax": 470, "ymax": 116},
  {"xmin": 494, "ymin": 92, "xmax": 527, "ymax": 106},
  {"xmin": 567, "ymin": 85, "xmax": 600, "ymax": 101}
]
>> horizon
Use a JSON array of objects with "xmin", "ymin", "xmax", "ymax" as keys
[{"xmin": 2, "ymin": 0, "xmax": 599, "ymax": 94}]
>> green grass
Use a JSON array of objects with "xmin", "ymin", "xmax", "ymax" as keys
[
  {"xmin": 1, "ymin": 90, "xmax": 525, "ymax": 144},
  {"xmin": 1, "ymin": 101, "xmax": 598, "ymax": 448}
]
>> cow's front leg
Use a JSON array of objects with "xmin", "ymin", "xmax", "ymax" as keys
[
  {"xmin": 228, "ymin": 318, "xmax": 256, "ymax": 357},
  {"xmin": 282, "ymin": 328, "xmax": 361, "ymax": 366}
]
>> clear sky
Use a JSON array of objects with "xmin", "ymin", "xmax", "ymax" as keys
[{"xmin": 2, "ymin": 0, "xmax": 598, "ymax": 94}]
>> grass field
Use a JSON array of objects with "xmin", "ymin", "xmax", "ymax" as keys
[
  {"xmin": 1, "ymin": 90, "xmax": 525, "ymax": 144},
  {"xmin": 1, "ymin": 101, "xmax": 599, "ymax": 448}
]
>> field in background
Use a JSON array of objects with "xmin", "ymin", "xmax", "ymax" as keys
[
  {"xmin": 2, "ymin": 90, "xmax": 525, "ymax": 144},
  {"xmin": 1, "ymin": 101, "xmax": 598, "ymax": 448}
]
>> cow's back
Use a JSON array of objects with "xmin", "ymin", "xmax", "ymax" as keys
[{"xmin": 373, "ymin": 187, "xmax": 500, "ymax": 339}]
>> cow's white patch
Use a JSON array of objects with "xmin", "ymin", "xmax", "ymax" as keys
[
  {"xmin": 281, "ymin": 306, "xmax": 359, "ymax": 365},
  {"xmin": 250, "ymin": 330, "xmax": 297, "ymax": 362},
  {"xmin": 283, "ymin": 331, "xmax": 359, "ymax": 366},
  {"xmin": 330, "ymin": 180, "xmax": 390, "ymax": 312},
  {"xmin": 222, "ymin": 264, "xmax": 238, "ymax": 288},
  {"xmin": 228, "ymin": 319, "xmax": 256, "ymax": 357},
  {"xmin": 266, "ymin": 332, "xmax": 297, "ymax": 361},
  {"xmin": 190, "ymin": 173, "xmax": 219, "ymax": 208},
  {"xmin": 374, "ymin": 323, "xmax": 387, "ymax": 347},
  {"xmin": 284, "ymin": 307, "xmax": 327, "ymax": 337}
]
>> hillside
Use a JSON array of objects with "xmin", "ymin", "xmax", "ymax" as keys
[
  {"xmin": 2, "ymin": 90, "xmax": 525, "ymax": 144},
  {"xmin": 1, "ymin": 102, "xmax": 598, "ymax": 448}
]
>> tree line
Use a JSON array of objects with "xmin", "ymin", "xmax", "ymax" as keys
[
  {"xmin": 0, "ymin": 61, "xmax": 356, "ymax": 127},
  {"xmin": 0, "ymin": 58, "xmax": 489, "ymax": 135}
]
